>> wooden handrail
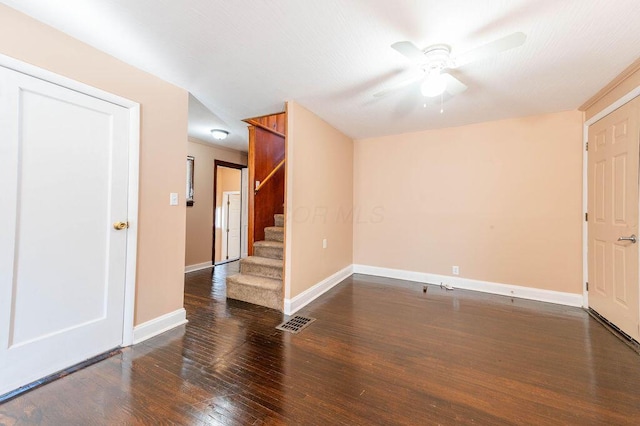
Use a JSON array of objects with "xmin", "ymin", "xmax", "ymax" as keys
[
  {"xmin": 244, "ymin": 119, "xmax": 286, "ymax": 138},
  {"xmin": 255, "ymin": 159, "xmax": 285, "ymax": 193}
]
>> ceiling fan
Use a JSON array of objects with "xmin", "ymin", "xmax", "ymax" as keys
[{"xmin": 374, "ymin": 32, "xmax": 527, "ymax": 99}]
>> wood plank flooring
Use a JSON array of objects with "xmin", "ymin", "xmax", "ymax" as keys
[{"xmin": 1, "ymin": 263, "xmax": 639, "ymax": 425}]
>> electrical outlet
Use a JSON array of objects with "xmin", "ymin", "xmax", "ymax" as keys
[
  {"xmin": 169, "ymin": 193, "xmax": 179, "ymax": 206},
  {"xmin": 452, "ymin": 266, "xmax": 459, "ymax": 275}
]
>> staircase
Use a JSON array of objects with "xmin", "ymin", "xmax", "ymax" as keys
[{"xmin": 226, "ymin": 213, "xmax": 284, "ymax": 310}]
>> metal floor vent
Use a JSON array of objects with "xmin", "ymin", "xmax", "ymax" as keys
[{"xmin": 276, "ymin": 316, "xmax": 316, "ymax": 334}]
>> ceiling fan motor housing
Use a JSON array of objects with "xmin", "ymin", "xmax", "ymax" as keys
[{"xmin": 421, "ymin": 44, "xmax": 453, "ymax": 71}]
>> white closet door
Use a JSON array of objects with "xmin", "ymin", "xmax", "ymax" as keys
[{"xmin": 0, "ymin": 66, "xmax": 130, "ymax": 395}]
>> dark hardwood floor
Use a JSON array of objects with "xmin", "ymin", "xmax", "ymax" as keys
[{"xmin": 1, "ymin": 263, "xmax": 639, "ymax": 425}]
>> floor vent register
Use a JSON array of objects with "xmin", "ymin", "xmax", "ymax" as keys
[{"xmin": 276, "ymin": 316, "xmax": 316, "ymax": 334}]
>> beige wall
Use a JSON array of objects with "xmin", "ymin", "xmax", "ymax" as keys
[
  {"xmin": 286, "ymin": 101, "xmax": 354, "ymax": 298},
  {"xmin": 185, "ymin": 138, "xmax": 247, "ymax": 267},
  {"xmin": 354, "ymin": 110, "xmax": 584, "ymax": 294},
  {"xmin": 0, "ymin": 5, "xmax": 188, "ymax": 325},
  {"xmin": 215, "ymin": 167, "xmax": 242, "ymax": 263}
]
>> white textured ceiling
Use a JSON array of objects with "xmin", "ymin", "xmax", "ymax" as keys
[{"xmin": 5, "ymin": 0, "xmax": 640, "ymax": 150}]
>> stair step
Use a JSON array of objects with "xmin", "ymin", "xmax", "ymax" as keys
[
  {"xmin": 226, "ymin": 273, "xmax": 282, "ymax": 311},
  {"xmin": 241, "ymin": 256, "xmax": 283, "ymax": 279},
  {"xmin": 254, "ymin": 240, "xmax": 284, "ymax": 260},
  {"xmin": 274, "ymin": 214, "xmax": 285, "ymax": 227},
  {"xmin": 264, "ymin": 226, "xmax": 284, "ymax": 242}
]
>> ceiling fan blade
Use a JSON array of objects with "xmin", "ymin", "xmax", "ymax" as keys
[
  {"xmin": 391, "ymin": 41, "xmax": 425, "ymax": 63},
  {"xmin": 373, "ymin": 74, "xmax": 423, "ymax": 98},
  {"xmin": 441, "ymin": 73, "xmax": 467, "ymax": 96},
  {"xmin": 453, "ymin": 32, "xmax": 526, "ymax": 68}
]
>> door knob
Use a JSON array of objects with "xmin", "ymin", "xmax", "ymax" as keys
[
  {"xmin": 617, "ymin": 234, "xmax": 637, "ymax": 244},
  {"xmin": 113, "ymin": 221, "xmax": 129, "ymax": 230}
]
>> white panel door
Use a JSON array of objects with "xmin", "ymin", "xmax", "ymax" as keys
[
  {"xmin": 0, "ymin": 66, "xmax": 130, "ymax": 395},
  {"xmin": 588, "ymin": 97, "xmax": 640, "ymax": 341},
  {"xmin": 221, "ymin": 191, "xmax": 241, "ymax": 261}
]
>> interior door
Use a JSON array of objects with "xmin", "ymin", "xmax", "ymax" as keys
[
  {"xmin": 588, "ymin": 96, "xmax": 640, "ymax": 341},
  {"xmin": 222, "ymin": 191, "xmax": 242, "ymax": 261},
  {"xmin": 0, "ymin": 66, "xmax": 130, "ymax": 395}
]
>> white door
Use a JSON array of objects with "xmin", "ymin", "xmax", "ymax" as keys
[
  {"xmin": 588, "ymin": 96, "xmax": 640, "ymax": 341},
  {"xmin": 0, "ymin": 66, "xmax": 130, "ymax": 395},
  {"xmin": 221, "ymin": 191, "xmax": 241, "ymax": 261}
]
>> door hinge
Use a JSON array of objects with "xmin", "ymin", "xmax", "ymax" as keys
[
  {"xmin": 586, "ymin": 282, "xmax": 589, "ymax": 291},
  {"xmin": 585, "ymin": 141, "xmax": 589, "ymax": 151},
  {"xmin": 585, "ymin": 212, "xmax": 588, "ymax": 222}
]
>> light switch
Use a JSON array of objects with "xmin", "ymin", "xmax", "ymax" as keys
[
  {"xmin": 322, "ymin": 238, "xmax": 327, "ymax": 249},
  {"xmin": 170, "ymin": 193, "xmax": 179, "ymax": 206}
]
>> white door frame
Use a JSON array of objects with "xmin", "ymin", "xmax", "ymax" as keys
[
  {"xmin": 0, "ymin": 54, "xmax": 140, "ymax": 347},
  {"xmin": 241, "ymin": 168, "xmax": 249, "ymax": 259},
  {"xmin": 221, "ymin": 191, "xmax": 241, "ymax": 262},
  {"xmin": 583, "ymin": 84, "xmax": 640, "ymax": 313}
]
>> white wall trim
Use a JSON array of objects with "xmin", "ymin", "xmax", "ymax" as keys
[
  {"xmin": 0, "ymin": 53, "xmax": 140, "ymax": 109},
  {"xmin": 582, "ymin": 83, "xmax": 640, "ymax": 309},
  {"xmin": 185, "ymin": 261, "xmax": 213, "ymax": 273},
  {"xmin": 582, "ymin": 118, "xmax": 590, "ymax": 309},
  {"xmin": 133, "ymin": 308, "xmax": 188, "ymax": 344},
  {"xmin": 283, "ymin": 102, "xmax": 293, "ymax": 301},
  {"xmin": 284, "ymin": 265, "xmax": 353, "ymax": 315},
  {"xmin": 241, "ymin": 168, "xmax": 249, "ymax": 259},
  {"xmin": 0, "ymin": 53, "xmax": 141, "ymax": 347},
  {"xmin": 353, "ymin": 265, "xmax": 584, "ymax": 308},
  {"xmin": 122, "ymin": 104, "xmax": 140, "ymax": 346}
]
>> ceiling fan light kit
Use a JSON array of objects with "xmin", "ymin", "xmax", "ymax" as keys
[
  {"xmin": 375, "ymin": 32, "xmax": 527, "ymax": 104},
  {"xmin": 420, "ymin": 72, "xmax": 447, "ymax": 97}
]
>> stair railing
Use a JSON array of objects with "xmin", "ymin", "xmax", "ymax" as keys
[{"xmin": 255, "ymin": 159, "xmax": 285, "ymax": 194}]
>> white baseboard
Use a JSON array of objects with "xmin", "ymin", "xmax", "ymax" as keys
[
  {"xmin": 352, "ymin": 264, "xmax": 584, "ymax": 308},
  {"xmin": 284, "ymin": 265, "xmax": 353, "ymax": 315},
  {"xmin": 185, "ymin": 261, "xmax": 213, "ymax": 273},
  {"xmin": 132, "ymin": 308, "xmax": 188, "ymax": 344}
]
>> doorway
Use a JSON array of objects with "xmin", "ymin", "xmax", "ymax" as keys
[
  {"xmin": 213, "ymin": 160, "xmax": 247, "ymax": 265},
  {"xmin": 587, "ymin": 96, "xmax": 640, "ymax": 342}
]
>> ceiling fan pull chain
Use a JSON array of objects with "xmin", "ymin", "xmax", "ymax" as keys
[{"xmin": 440, "ymin": 92, "xmax": 444, "ymax": 114}]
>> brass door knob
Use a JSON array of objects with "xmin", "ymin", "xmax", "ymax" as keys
[{"xmin": 113, "ymin": 221, "xmax": 129, "ymax": 230}]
